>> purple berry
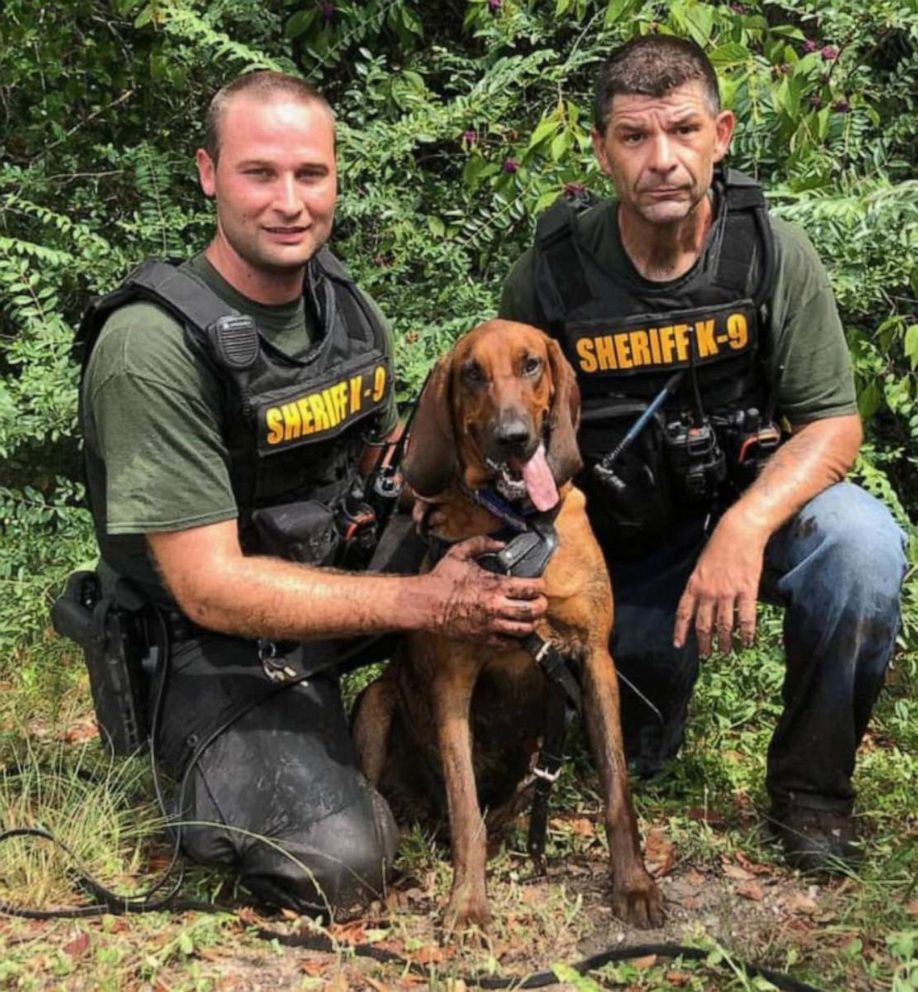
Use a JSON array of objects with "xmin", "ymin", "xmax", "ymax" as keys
[{"xmin": 503, "ymin": 158, "xmax": 520, "ymax": 174}]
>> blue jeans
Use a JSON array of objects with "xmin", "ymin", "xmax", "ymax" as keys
[{"xmin": 605, "ymin": 482, "xmax": 907, "ymax": 813}]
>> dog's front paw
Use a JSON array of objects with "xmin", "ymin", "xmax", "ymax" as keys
[
  {"xmin": 611, "ymin": 870, "xmax": 665, "ymax": 928},
  {"xmin": 445, "ymin": 883, "xmax": 492, "ymax": 934}
]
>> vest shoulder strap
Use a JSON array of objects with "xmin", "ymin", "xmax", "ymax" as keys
[
  {"xmin": 713, "ymin": 168, "xmax": 776, "ymax": 309},
  {"xmin": 535, "ymin": 198, "xmax": 593, "ymax": 322},
  {"xmin": 76, "ymin": 259, "xmax": 239, "ymax": 373},
  {"xmin": 313, "ymin": 246, "xmax": 353, "ymax": 285}
]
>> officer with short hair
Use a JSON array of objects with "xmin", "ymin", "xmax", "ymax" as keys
[
  {"xmin": 500, "ymin": 36, "xmax": 907, "ymax": 872},
  {"xmin": 79, "ymin": 71, "xmax": 548, "ymax": 913}
]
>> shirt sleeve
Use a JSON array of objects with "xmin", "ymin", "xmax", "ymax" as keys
[
  {"xmin": 766, "ymin": 218, "xmax": 858, "ymax": 424},
  {"xmin": 85, "ymin": 303, "xmax": 238, "ymax": 534}
]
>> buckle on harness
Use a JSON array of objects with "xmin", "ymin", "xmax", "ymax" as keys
[{"xmin": 258, "ymin": 639, "xmax": 299, "ymax": 684}]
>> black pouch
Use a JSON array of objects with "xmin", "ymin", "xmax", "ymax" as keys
[
  {"xmin": 578, "ymin": 407, "xmax": 677, "ymax": 558},
  {"xmin": 248, "ymin": 500, "xmax": 341, "ymax": 565}
]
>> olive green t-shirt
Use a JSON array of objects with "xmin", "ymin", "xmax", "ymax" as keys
[
  {"xmin": 499, "ymin": 201, "xmax": 857, "ymax": 424},
  {"xmin": 84, "ymin": 253, "xmax": 398, "ymax": 537}
]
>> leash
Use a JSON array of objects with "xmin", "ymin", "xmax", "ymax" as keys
[{"xmin": 248, "ymin": 926, "xmax": 827, "ymax": 991}]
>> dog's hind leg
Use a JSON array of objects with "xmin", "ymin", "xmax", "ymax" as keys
[
  {"xmin": 352, "ymin": 678, "xmax": 396, "ymax": 787},
  {"xmin": 581, "ymin": 643, "xmax": 664, "ymax": 928}
]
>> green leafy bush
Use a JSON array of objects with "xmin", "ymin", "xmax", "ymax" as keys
[{"xmin": 1, "ymin": 0, "xmax": 915, "ymax": 654}]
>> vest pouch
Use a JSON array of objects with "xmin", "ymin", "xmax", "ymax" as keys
[
  {"xmin": 578, "ymin": 407, "xmax": 677, "ymax": 558},
  {"xmin": 248, "ymin": 500, "xmax": 341, "ymax": 565}
]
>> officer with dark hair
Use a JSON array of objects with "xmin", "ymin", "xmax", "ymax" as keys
[
  {"xmin": 500, "ymin": 36, "xmax": 906, "ymax": 872},
  {"xmin": 76, "ymin": 71, "xmax": 548, "ymax": 914}
]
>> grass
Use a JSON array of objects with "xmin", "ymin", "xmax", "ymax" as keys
[{"xmin": 0, "ymin": 599, "xmax": 916, "ymax": 990}]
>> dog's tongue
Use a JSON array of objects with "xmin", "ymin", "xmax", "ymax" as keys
[{"xmin": 521, "ymin": 443, "xmax": 558, "ymax": 511}]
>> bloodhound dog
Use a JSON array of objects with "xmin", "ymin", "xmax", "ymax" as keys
[{"xmin": 353, "ymin": 319, "xmax": 663, "ymax": 931}]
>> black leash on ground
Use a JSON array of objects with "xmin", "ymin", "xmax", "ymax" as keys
[{"xmin": 250, "ymin": 926, "xmax": 826, "ymax": 992}]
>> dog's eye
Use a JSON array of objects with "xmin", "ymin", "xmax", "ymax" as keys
[
  {"xmin": 522, "ymin": 356, "xmax": 542, "ymax": 376},
  {"xmin": 463, "ymin": 362, "xmax": 486, "ymax": 385}
]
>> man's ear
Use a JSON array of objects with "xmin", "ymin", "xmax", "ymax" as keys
[
  {"xmin": 196, "ymin": 148, "xmax": 216, "ymax": 197},
  {"xmin": 713, "ymin": 110, "xmax": 736, "ymax": 163},
  {"xmin": 591, "ymin": 127, "xmax": 613, "ymax": 178}
]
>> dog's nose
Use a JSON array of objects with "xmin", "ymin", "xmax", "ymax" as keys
[{"xmin": 493, "ymin": 415, "xmax": 532, "ymax": 452}]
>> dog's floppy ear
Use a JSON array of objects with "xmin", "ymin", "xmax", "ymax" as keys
[
  {"xmin": 545, "ymin": 336, "xmax": 582, "ymax": 486},
  {"xmin": 402, "ymin": 357, "xmax": 458, "ymax": 497}
]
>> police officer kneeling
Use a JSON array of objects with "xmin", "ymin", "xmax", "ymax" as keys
[
  {"xmin": 66, "ymin": 72, "xmax": 548, "ymax": 915},
  {"xmin": 500, "ymin": 36, "xmax": 907, "ymax": 873}
]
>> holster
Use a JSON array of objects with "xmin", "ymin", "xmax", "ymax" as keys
[{"xmin": 51, "ymin": 567, "xmax": 150, "ymax": 756}]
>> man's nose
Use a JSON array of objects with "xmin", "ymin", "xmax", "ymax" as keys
[
  {"xmin": 274, "ymin": 175, "xmax": 303, "ymax": 215},
  {"xmin": 647, "ymin": 133, "xmax": 677, "ymax": 175}
]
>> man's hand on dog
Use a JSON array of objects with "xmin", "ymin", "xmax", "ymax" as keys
[
  {"xmin": 673, "ymin": 510, "xmax": 766, "ymax": 656},
  {"xmin": 428, "ymin": 536, "xmax": 548, "ymax": 647}
]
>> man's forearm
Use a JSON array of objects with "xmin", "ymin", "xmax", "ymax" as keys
[
  {"xmin": 175, "ymin": 552, "xmax": 435, "ymax": 640},
  {"xmin": 720, "ymin": 413, "xmax": 862, "ymax": 541},
  {"xmin": 147, "ymin": 520, "xmax": 547, "ymax": 645}
]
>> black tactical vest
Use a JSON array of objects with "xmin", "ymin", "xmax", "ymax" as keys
[
  {"xmin": 77, "ymin": 249, "xmax": 391, "ymax": 603},
  {"xmin": 533, "ymin": 169, "xmax": 776, "ymax": 551}
]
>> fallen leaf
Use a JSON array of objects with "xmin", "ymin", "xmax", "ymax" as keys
[
  {"xmin": 301, "ymin": 959, "xmax": 331, "ymax": 976},
  {"xmin": 236, "ymin": 906, "xmax": 261, "ymax": 926},
  {"xmin": 644, "ymin": 827, "xmax": 676, "ymax": 877},
  {"xmin": 907, "ymin": 900, "xmax": 918, "ymax": 916},
  {"xmin": 786, "ymin": 892, "xmax": 818, "ymax": 915},
  {"xmin": 551, "ymin": 816, "xmax": 596, "ymax": 839},
  {"xmin": 665, "ymin": 971, "xmax": 691, "ymax": 987},
  {"xmin": 721, "ymin": 860, "xmax": 754, "ymax": 882},
  {"xmin": 63, "ymin": 932, "xmax": 90, "ymax": 959},
  {"xmin": 365, "ymin": 978, "xmax": 391, "ymax": 992},
  {"xmin": 329, "ymin": 922, "xmax": 366, "ymax": 945},
  {"xmin": 736, "ymin": 881, "xmax": 765, "ymax": 901},
  {"xmin": 735, "ymin": 851, "xmax": 771, "ymax": 875},
  {"xmin": 633, "ymin": 954, "xmax": 657, "ymax": 969},
  {"xmin": 280, "ymin": 908, "xmax": 299, "ymax": 921},
  {"xmin": 59, "ymin": 717, "xmax": 99, "ymax": 743},
  {"xmin": 414, "ymin": 944, "xmax": 446, "ymax": 965},
  {"xmin": 684, "ymin": 869, "xmax": 706, "ymax": 887}
]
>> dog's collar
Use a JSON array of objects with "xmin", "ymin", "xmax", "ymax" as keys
[{"xmin": 460, "ymin": 481, "xmax": 543, "ymax": 533}]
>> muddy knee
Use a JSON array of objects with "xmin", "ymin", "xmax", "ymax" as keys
[{"xmin": 240, "ymin": 786, "xmax": 398, "ymax": 914}]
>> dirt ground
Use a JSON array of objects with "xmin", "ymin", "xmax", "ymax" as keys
[{"xmin": 5, "ymin": 815, "xmax": 890, "ymax": 992}]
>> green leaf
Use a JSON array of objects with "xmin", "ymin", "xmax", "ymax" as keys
[
  {"xmin": 680, "ymin": 4, "xmax": 715, "ymax": 47},
  {"xmin": 604, "ymin": 0, "xmax": 633, "ymax": 26},
  {"xmin": 708, "ymin": 44, "xmax": 751, "ymax": 67},
  {"xmin": 905, "ymin": 325, "xmax": 918, "ymax": 371},
  {"xmin": 285, "ymin": 9, "xmax": 317, "ymax": 39},
  {"xmin": 177, "ymin": 931, "xmax": 194, "ymax": 956},
  {"xmin": 528, "ymin": 117, "xmax": 560, "ymax": 150},
  {"xmin": 550, "ymin": 130, "xmax": 570, "ymax": 161},
  {"xmin": 857, "ymin": 381, "xmax": 883, "ymax": 421},
  {"xmin": 427, "ymin": 216, "xmax": 446, "ymax": 238}
]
